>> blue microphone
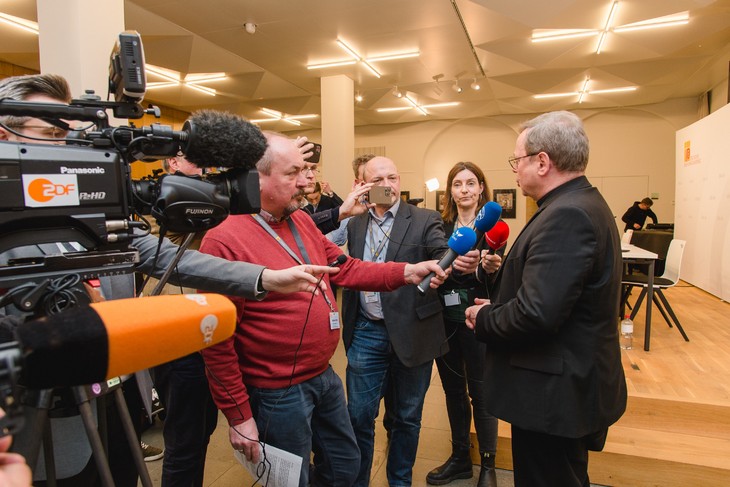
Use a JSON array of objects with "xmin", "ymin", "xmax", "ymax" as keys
[
  {"xmin": 417, "ymin": 227, "xmax": 477, "ymax": 295},
  {"xmin": 474, "ymin": 201, "xmax": 502, "ymax": 234}
]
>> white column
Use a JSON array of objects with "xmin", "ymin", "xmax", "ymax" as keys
[
  {"xmin": 37, "ymin": 0, "xmax": 125, "ymax": 99},
  {"xmin": 320, "ymin": 75, "xmax": 354, "ymax": 191}
]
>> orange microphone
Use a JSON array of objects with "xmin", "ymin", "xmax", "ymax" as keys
[{"xmin": 11, "ymin": 294, "xmax": 236, "ymax": 388}]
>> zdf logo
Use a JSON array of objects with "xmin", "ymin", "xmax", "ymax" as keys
[{"xmin": 22, "ymin": 174, "xmax": 80, "ymax": 207}]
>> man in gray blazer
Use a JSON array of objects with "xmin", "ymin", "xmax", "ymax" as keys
[
  {"xmin": 342, "ymin": 156, "xmax": 475, "ymax": 487},
  {"xmin": 466, "ymin": 111, "xmax": 627, "ymax": 487}
]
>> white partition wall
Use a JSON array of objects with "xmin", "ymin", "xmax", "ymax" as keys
[{"xmin": 675, "ymin": 103, "xmax": 730, "ymax": 301}]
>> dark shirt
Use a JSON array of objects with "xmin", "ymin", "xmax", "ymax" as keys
[{"xmin": 621, "ymin": 201, "xmax": 658, "ymax": 231}]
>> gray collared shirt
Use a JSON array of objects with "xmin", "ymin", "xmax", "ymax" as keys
[{"xmin": 359, "ymin": 200, "xmax": 401, "ymax": 320}]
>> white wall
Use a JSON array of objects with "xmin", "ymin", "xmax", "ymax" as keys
[
  {"xmin": 675, "ymin": 103, "xmax": 730, "ymax": 301},
  {"xmin": 296, "ymin": 97, "xmax": 700, "ymax": 247}
]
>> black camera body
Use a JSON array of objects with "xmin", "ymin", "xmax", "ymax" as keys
[{"xmin": 0, "ymin": 31, "xmax": 261, "ymax": 289}]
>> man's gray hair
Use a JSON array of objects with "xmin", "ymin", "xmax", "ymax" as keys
[{"xmin": 520, "ymin": 111, "xmax": 589, "ymax": 172}]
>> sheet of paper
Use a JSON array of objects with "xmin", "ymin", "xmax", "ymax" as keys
[{"xmin": 234, "ymin": 443, "xmax": 302, "ymax": 487}]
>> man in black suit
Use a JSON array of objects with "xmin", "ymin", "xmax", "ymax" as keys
[
  {"xmin": 342, "ymin": 156, "xmax": 478, "ymax": 486},
  {"xmin": 466, "ymin": 111, "xmax": 627, "ymax": 487}
]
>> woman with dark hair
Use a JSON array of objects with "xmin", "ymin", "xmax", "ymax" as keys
[{"xmin": 426, "ymin": 161, "xmax": 503, "ymax": 487}]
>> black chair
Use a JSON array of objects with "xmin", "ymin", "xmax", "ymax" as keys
[{"xmin": 621, "ymin": 239, "xmax": 689, "ymax": 343}]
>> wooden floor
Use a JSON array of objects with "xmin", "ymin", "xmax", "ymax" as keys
[
  {"xmin": 623, "ymin": 281, "xmax": 730, "ymax": 403},
  {"xmin": 479, "ymin": 281, "xmax": 730, "ymax": 486}
]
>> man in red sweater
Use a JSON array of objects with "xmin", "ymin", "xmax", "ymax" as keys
[{"xmin": 199, "ymin": 132, "xmax": 446, "ymax": 487}]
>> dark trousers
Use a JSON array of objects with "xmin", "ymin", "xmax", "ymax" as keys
[
  {"xmin": 435, "ymin": 317, "xmax": 498, "ymax": 455},
  {"xmin": 511, "ymin": 425, "xmax": 608, "ymax": 487},
  {"xmin": 155, "ymin": 353, "xmax": 218, "ymax": 487}
]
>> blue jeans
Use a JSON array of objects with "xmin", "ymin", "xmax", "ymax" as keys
[
  {"xmin": 248, "ymin": 366, "xmax": 359, "ymax": 487},
  {"xmin": 157, "ymin": 353, "xmax": 218, "ymax": 487},
  {"xmin": 346, "ymin": 318, "xmax": 433, "ymax": 487}
]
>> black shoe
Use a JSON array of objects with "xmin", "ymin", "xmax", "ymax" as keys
[
  {"xmin": 476, "ymin": 452, "xmax": 497, "ymax": 487},
  {"xmin": 426, "ymin": 454, "xmax": 473, "ymax": 485}
]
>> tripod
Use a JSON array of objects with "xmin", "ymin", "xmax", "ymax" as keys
[{"xmin": 15, "ymin": 381, "xmax": 153, "ymax": 487}]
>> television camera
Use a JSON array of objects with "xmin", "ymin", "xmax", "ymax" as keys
[{"xmin": 0, "ymin": 31, "xmax": 262, "ymax": 291}]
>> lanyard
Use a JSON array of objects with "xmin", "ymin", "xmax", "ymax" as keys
[
  {"xmin": 252, "ymin": 214, "xmax": 312, "ymax": 265},
  {"xmin": 252, "ymin": 214, "xmax": 334, "ymax": 312},
  {"xmin": 367, "ymin": 215, "xmax": 391, "ymax": 262}
]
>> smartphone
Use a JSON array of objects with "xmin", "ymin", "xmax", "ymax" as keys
[
  {"xmin": 304, "ymin": 142, "xmax": 322, "ymax": 163},
  {"xmin": 368, "ymin": 186, "xmax": 393, "ymax": 205}
]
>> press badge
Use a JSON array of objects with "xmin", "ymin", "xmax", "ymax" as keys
[
  {"xmin": 364, "ymin": 291, "xmax": 379, "ymax": 304},
  {"xmin": 444, "ymin": 291, "xmax": 461, "ymax": 307},
  {"xmin": 329, "ymin": 311, "xmax": 341, "ymax": 330}
]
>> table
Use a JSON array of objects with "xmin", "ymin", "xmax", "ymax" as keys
[
  {"xmin": 631, "ymin": 230, "xmax": 672, "ymax": 275},
  {"xmin": 621, "ymin": 243, "xmax": 658, "ymax": 351}
]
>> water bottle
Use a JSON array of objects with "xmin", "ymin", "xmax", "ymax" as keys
[{"xmin": 620, "ymin": 315, "xmax": 634, "ymax": 350}]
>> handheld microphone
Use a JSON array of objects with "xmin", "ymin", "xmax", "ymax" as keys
[
  {"xmin": 485, "ymin": 220, "xmax": 509, "ymax": 254},
  {"xmin": 417, "ymin": 227, "xmax": 477, "ymax": 295},
  {"xmin": 474, "ymin": 201, "xmax": 503, "ymax": 238},
  {"xmin": 329, "ymin": 255, "xmax": 347, "ymax": 267},
  {"xmin": 9, "ymin": 294, "xmax": 236, "ymax": 388},
  {"xmin": 183, "ymin": 109, "xmax": 268, "ymax": 170}
]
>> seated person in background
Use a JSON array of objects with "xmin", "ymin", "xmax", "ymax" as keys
[{"xmin": 621, "ymin": 197, "xmax": 657, "ymax": 231}]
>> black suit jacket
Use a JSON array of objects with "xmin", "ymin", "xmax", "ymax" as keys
[
  {"xmin": 474, "ymin": 176, "xmax": 627, "ymax": 438},
  {"xmin": 342, "ymin": 203, "xmax": 448, "ymax": 367}
]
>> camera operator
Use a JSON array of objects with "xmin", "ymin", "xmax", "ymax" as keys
[
  {"xmin": 0, "ymin": 73, "xmax": 339, "ymax": 487},
  {"xmin": 149, "ymin": 153, "xmax": 219, "ymax": 487}
]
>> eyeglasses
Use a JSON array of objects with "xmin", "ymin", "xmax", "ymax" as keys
[
  {"xmin": 507, "ymin": 152, "xmax": 539, "ymax": 170},
  {"xmin": 9, "ymin": 124, "xmax": 69, "ymax": 139},
  {"xmin": 301, "ymin": 165, "xmax": 320, "ymax": 176}
]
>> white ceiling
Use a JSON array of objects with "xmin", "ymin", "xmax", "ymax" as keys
[{"xmin": 1, "ymin": 0, "xmax": 729, "ymax": 131}]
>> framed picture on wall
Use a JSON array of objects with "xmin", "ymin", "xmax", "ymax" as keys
[
  {"xmin": 435, "ymin": 190, "xmax": 446, "ymax": 213},
  {"xmin": 493, "ymin": 189, "xmax": 516, "ymax": 219},
  {"xmin": 400, "ymin": 191, "xmax": 410, "ymax": 203}
]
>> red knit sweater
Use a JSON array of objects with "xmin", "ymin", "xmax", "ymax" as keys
[{"xmin": 199, "ymin": 210, "xmax": 406, "ymax": 424}]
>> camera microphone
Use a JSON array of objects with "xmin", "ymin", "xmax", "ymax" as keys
[
  {"xmin": 183, "ymin": 109, "xmax": 268, "ymax": 170},
  {"xmin": 7, "ymin": 294, "xmax": 236, "ymax": 388}
]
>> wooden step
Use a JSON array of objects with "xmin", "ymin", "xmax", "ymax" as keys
[{"xmin": 468, "ymin": 397, "xmax": 730, "ymax": 486}]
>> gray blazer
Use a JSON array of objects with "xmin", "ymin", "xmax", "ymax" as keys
[{"xmin": 342, "ymin": 203, "xmax": 449, "ymax": 367}]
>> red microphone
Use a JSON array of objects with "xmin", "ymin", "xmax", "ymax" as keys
[{"xmin": 485, "ymin": 220, "xmax": 509, "ymax": 254}]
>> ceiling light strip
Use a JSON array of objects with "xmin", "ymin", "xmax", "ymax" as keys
[
  {"xmin": 603, "ymin": 1, "xmax": 619, "ymax": 31},
  {"xmin": 367, "ymin": 52, "xmax": 420, "ymax": 62},
  {"xmin": 613, "ymin": 19, "xmax": 689, "ymax": 33},
  {"xmin": 307, "ymin": 60, "xmax": 358, "ymax": 70},
  {"xmin": 336, "ymin": 39, "xmax": 362, "ymax": 60},
  {"xmin": 146, "ymin": 65, "xmax": 181, "ymax": 83},
  {"xmin": 376, "ymin": 107, "xmax": 412, "ymax": 113},
  {"xmin": 361, "ymin": 61, "xmax": 382, "ymax": 78},
  {"xmin": 404, "ymin": 95, "xmax": 428, "ymax": 115},
  {"xmin": 596, "ymin": 1, "xmax": 619, "ymax": 54},
  {"xmin": 532, "ymin": 30, "xmax": 600, "ymax": 42},
  {"xmin": 185, "ymin": 83, "xmax": 216, "ymax": 96},
  {"xmin": 534, "ymin": 92, "xmax": 580, "ymax": 99},
  {"xmin": 0, "ymin": 13, "xmax": 39, "ymax": 34},
  {"xmin": 146, "ymin": 81, "xmax": 179, "ymax": 89},
  {"xmin": 588, "ymin": 86, "xmax": 637, "ymax": 94}
]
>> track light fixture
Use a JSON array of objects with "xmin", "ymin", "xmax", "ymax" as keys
[
  {"xmin": 471, "ymin": 78, "xmax": 481, "ymax": 90},
  {"xmin": 355, "ymin": 92, "xmax": 363, "ymax": 103},
  {"xmin": 392, "ymin": 86, "xmax": 404, "ymax": 98},
  {"xmin": 452, "ymin": 80, "xmax": 462, "ymax": 93}
]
